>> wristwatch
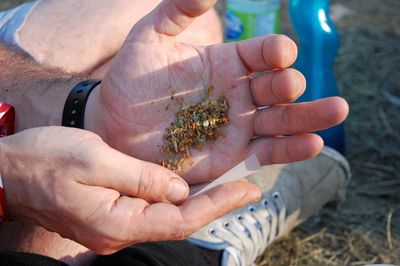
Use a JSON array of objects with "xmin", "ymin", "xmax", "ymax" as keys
[{"xmin": 0, "ymin": 102, "xmax": 15, "ymax": 221}]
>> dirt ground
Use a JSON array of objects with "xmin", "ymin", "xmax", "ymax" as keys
[{"xmin": 1, "ymin": 0, "xmax": 399, "ymax": 265}]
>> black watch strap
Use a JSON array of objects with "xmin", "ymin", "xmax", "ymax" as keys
[{"xmin": 62, "ymin": 80, "xmax": 101, "ymax": 129}]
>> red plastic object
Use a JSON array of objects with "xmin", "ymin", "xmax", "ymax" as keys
[
  {"xmin": 0, "ymin": 102, "xmax": 15, "ymax": 137},
  {"xmin": 0, "ymin": 102, "xmax": 14, "ymax": 221}
]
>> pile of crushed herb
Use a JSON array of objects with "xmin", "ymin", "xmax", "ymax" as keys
[{"xmin": 161, "ymin": 86, "xmax": 229, "ymax": 172}]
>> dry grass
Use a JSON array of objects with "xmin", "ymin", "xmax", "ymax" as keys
[{"xmin": 1, "ymin": 0, "xmax": 399, "ymax": 265}]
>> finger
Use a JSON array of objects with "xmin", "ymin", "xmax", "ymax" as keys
[
  {"xmin": 250, "ymin": 68, "xmax": 306, "ymax": 106},
  {"xmin": 248, "ymin": 133, "xmax": 324, "ymax": 165},
  {"xmin": 254, "ymin": 97, "xmax": 349, "ymax": 136},
  {"xmin": 132, "ymin": 0, "xmax": 217, "ymax": 42},
  {"xmin": 82, "ymin": 180, "xmax": 260, "ymax": 254},
  {"xmin": 236, "ymin": 34, "xmax": 298, "ymax": 73},
  {"xmin": 134, "ymin": 179, "xmax": 261, "ymax": 242},
  {"xmin": 82, "ymin": 146, "xmax": 189, "ymax": 205}
]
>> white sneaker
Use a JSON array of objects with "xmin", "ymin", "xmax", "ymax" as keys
[{"xmin": 188, "ymin": 147, "xmax": 351, "ymax": 266}]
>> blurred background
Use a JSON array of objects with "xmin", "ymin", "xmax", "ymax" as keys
[
  {"xmin": 1, "ymin": 0, "xmax": 399, "ymax": 265},
  {"xmin": 218, "ymin": 1, "xmax": 400, "ymax": 265}
]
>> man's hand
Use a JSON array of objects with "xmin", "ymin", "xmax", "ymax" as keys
[
  {"xmin": 0, "ymin": 127, "xmax": 260, "ymax": 254},
  {"xmin": 86, "ymin": 0, "xmax": 349, "ymax": 184}
]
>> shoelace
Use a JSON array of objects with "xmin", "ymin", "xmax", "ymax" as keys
[{"xmin": 209, "ymin": 192, "xmax": 287, "ymax": 266}]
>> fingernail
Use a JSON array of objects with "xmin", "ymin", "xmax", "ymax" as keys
[{"xmin": 167, "ymin": 178, "xmax": 189, "ymax": 204}]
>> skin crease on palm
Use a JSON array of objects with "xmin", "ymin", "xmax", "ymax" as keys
[{"xmin": 84, "ymin": 0, "xmax": 349, "ymax": 185}]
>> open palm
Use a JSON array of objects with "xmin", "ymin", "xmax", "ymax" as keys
[{"xmin": 86, "ymin": 0, "xmax": 348, "ymax": 184}]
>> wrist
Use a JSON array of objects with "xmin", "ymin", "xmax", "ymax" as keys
[
  {"xmin": 3, "ymin": 77, "xmax": 85, "ymax": 132},
  {"xmin": 0, "ymin": 44, "xmax": 86, "ymax": 131},
  {"xmin": 62, "ymin": 80, "xmax": 101, "ymax": 129},
  {"xmin": 84, "ymin": 84, "xmax": 109, "ymax": 142}
]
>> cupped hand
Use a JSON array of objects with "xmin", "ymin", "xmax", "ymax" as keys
[
  {"xmin": 86, "ymin": 0, "xmax": 349, "ymax": 184},
  {"xmin": 0, "ymin": 127, "xmax": 260, "ymax": 254}
]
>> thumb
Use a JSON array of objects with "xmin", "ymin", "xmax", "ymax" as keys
[
  {"xmin": 84, "ymin": 146, "xmax": 189, "ymax": 205},
  {"xmin": 130, "ymin": 0, "xmax": 217, "ymax": 43}
]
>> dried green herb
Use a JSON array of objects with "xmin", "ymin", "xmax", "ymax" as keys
[{"xmin": 161, "ymin": 86, "xmax": 229, "ymax": 172}]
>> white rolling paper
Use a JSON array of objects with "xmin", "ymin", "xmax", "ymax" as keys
[{"xmin": 189, "ymin": 154, "xmax": 261, "ymax": 198}]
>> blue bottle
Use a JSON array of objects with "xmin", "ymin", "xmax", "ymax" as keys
[{"xmin": 289, "ymin": 0, "xmax": 345, "ymax": 153}]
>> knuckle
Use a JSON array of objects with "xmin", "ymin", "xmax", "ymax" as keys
[
  {"xmin": 137, "ymin": 167, "xmax": 158, "ymax": 199},
  {"xmin": 281, "ymin": 105, "xmax": 293, "ymax": 133}
]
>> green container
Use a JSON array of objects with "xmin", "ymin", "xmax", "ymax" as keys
[{"xmin": 225, "ymin": 0, "xmax": 281, "ymax": 42}]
